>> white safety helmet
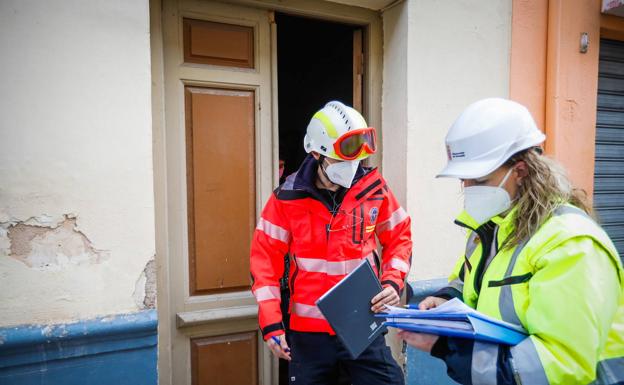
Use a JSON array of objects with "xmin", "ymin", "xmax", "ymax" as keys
[
  {"xmin": 437, "ymin": 98, "xmax": 545, "ymax": 179},
  {"xmin": 304, "ymin": 101, "xmax": 376, "ymax": 161}
]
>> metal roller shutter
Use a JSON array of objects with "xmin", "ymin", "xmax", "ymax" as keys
[{"xmin": 594, "ymin": 38, "xmax": 624, "ymax": 260}]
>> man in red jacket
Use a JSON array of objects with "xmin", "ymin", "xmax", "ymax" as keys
[{"xmin": 250, "ymin": 101, "xmax": 412, "ymax": 385}]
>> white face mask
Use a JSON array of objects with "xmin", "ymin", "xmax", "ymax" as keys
[
  {"xmin": 463, "ymin": 167, "xmax": 514, "ymax": 225},
  {"xmin": 324, "ymin": 159, "xmax": 360, "ymax": 188}
]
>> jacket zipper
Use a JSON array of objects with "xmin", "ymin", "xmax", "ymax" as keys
[{"xmin": 454, "ymin": 219, "xmax": 496, "ymax": 297}]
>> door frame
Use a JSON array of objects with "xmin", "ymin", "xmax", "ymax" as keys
[{"xmin": 150, "ymin": 1, "xmax": 383, "ymax": 384}]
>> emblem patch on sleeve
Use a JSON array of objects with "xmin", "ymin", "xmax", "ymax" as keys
[{"xmin": 369, "ymin": 207, "xmax": 379, "ymax": 222}]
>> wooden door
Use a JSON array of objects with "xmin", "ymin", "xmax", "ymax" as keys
[{"xmin": 162, "ymin": 1, "xmax": 275, "ymax": 384}]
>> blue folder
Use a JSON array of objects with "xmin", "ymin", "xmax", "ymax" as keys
[{"xmin": 377, "ymin": 299, "xmax": 527, "ymax": 346}]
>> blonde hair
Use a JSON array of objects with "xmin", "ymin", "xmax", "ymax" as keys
[{"xmin": 504, "ymin": 148, "xmax": 592, "ymax": 249}]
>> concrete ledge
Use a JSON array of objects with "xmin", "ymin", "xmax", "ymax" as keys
[
  {"xmin": 0, "ymin": 310, "xmax": 157, "ymax": 385},
  {"xmin": 176, "ymin": 304, "xmax": 258, "ymax": 328}
]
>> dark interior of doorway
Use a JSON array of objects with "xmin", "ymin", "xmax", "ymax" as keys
[
  {"xmin": 277, "ymin": 12, "xmax": 358, "ymax": 180},
  {"xmin": 275, "ymin": 13, "xmax": 358, "ymax": 385}
]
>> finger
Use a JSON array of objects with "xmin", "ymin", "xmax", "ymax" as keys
[
  {"xmin": 277, "ymin": 348, "xmax": 291, "ymax": 361},
  {"xmin": 371, "ymin": 290, "xmax": 389, "ymax": 304},
  {"xmin": 371, "ymin": 298, "xmax": 386, "ymax": 311},
  {"xmin": 372, "ymin": 299, "xmax": 393, "ymax": 312},
  {"xmin": 270, "ymin": 343, "xmax": 290, "ymax": 361},
  {"xmin": 280, "ymin": 339, "xmax": 291, "ymax": 353},
  {"xmin": 379, "ymin": 291, "xmax": 399, "ymax": 307},
  {"xmin": 418, "ymin": 297, "xmax": 435, "ymax": 310},
  {"xmin": 387, "ymin": 294, "xmax": 400, "ymax": 306},
  {"xmin": 268, "ymin": 343, "xmax": 280, "ymax": 357},
  {"xmin": 371, "ymin": 288, "xmax": 392, "ymax": 305}
]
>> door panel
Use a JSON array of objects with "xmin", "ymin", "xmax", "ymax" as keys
[
  {"xmin": 191, "ymin": 332, "xmax": 258, "ymax": 385},
  {"xmin": 183, "ymin": 18, "xmax": 254, "ymax": 68},
  {"xmin": 163, "ymin": 1, "xmax": 274, "ymax": 384},
  {"xmin": 185, "ymin": 87, "xmax": 255, "ymax": 295}
]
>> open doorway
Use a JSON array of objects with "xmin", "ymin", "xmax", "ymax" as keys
[
  {"xmin": 275, "ymin": 13, "xmax": 365, "ymax": 384},
  {"xmin": 276, "ymin": 12, "xmax": 363, "ymax": 179}
]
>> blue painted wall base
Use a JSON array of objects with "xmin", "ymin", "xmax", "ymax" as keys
[
  {"xmin": 405, "ymin": 279, "xmax": 459, "ymax": 385},
  {"xmin": 0, "ymin": 310, "xmax": 157, "ymax": 385}
]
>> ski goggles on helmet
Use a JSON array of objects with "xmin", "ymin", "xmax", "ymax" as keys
[{"xmin": 333, "ymin": 127, "xmax": 377, "ymax": 160}]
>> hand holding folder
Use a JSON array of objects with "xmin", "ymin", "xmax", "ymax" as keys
[
  {"xmin": 316, "ymin": 260, "xmax": 387, "ymax": 359},
  {"xmin": 377, "ymin": 298, "xmax": 528, "ymax": 345}
]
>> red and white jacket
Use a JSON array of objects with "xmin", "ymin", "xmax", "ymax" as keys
[{"xmin": 250, "ymin": 156, "xmax": 412, "ymax": 340}]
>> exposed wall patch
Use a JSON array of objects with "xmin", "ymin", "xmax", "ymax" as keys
[
  {"xmin": 4, "ymin": 215, "xmax": 110, "ymax": 269},
  {"xmin": 133, "ymin": 257, "xmax": 156, "ymax": 310}
]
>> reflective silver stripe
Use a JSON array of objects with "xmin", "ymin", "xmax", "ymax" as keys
[
  {"xmin": 510, "ymin": 337, "xmax": 549, "ymax": 385},
  {"xmin": 376, "ymin": 207, "xmax": 408, "ymax": 233},
  {"xmin": 593, "ymin": 357, "xmax": 624, "ymax": 385},
  {"xmin": 471, "ymin": 342, "xmax": 499, "ymax": 385},
  {"xmin": 483, "ymin": 226, "xmax": 499, "ymax": 273},
  {"xmin": 448, "ymin": 278, "xmax": 464, "ymax": 293},
  {"xmin": 292, "ymin": 302, "xmax": 326, "ymax": 320},
  {"xmin": 253, "ymin": 285, "xmax": 281, "ymax": 302},
  {"xmin": 465, "ymin": 231, "xmax": 479, "ymax": 258},
  {"xmin": 256, "ymin": 217, "xmax": 290, "ymax": 243},
  {"xmin": 296, "ymin": 254, "xmax": 374, "ymax": 276},
  {"xmin": 384, "ymin": 257, "xmax": 410, "ymax": 273},
  {"xmin": 366, "ymin": 252, "xmax": 376, "ymax": 268},
  {"xmin": 499, "ymin": 237, "xmax": 529, "ymax": 327},
  {"xmin": 553, "ymin": 205, "xmax": 591, "ymax": 219},
  {"xmin": 498, "ymin": 205, "xmax": 590, "ymax": 327}
]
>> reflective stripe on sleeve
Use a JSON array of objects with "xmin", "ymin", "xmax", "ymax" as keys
[
  {"xmin": 292, "ymin": 302, "xmax": 326, "ymax": 320},
  {"xmin": 256, "ymin": 217, "xmax": 290, "ymax": 243},
  {"xmin": 253, "ymin": 285, "xmax": 281, "ymax": 302},
  {"xmin": 471, "ymin": 342, "xmax": 499, "ymax": 385},
  {"xmin": 448, "ymin": 278, "xmax": 464, "ymax": 293},
  {"xmin": 384, "ymin": 257, "xmax": 410, "ymax": 274},
  {"xmin": 376, "ymin": 207, "xmax": 408, "ymax": 233},
  {"xmin": 296, "ymin": 253, "xmax": 374, "ymax": 276},
  {"xmin": 510, "ymin": 337, "xmax": 549, "ymax": 385}
]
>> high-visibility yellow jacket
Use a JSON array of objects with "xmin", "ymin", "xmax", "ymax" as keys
[{"xmin": 432, "ymin": 204, "xmax": 624, "ymax": 385}]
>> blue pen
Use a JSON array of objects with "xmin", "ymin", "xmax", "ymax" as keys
[{"xmin": 271, "ymin": 336, "xmax": 291, "ymax": 352}]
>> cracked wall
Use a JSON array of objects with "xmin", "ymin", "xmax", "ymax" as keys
[
  {"xmin": 6, "ymin": 216, "xmax": 110, "ymax": 269},
  {"xmin": 133, "ymin": 258, "xmax": 156, "ymax": 310},
  {"xmin": 0, "ymin": 0, "xmax": 154, "ymax": 327}
]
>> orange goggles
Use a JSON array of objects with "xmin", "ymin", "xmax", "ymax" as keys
[{"xmin": 333, "ymin": 127, "xmax": 377, "ymax": 160}]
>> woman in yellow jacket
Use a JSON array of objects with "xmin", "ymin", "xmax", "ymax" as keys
[{"xmin": 401, "ymin": 98, "xmax": 624, "ymax": 385}]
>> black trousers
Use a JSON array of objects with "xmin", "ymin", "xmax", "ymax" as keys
[{"xmin": 287, "ymin": 331, "xmax": 405, "ymax": 385}]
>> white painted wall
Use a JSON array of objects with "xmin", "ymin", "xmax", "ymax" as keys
[
  {"xmin": 382, "ymin": 0, "xmax": 512, "ymax": 281},
  {"xmin": 0, "ymin": 0, "xmax": 154, "ymax": 326}
]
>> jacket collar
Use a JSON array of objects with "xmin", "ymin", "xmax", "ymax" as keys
[
  {"xmin": 280, "ymin": 155, "xmax": 382, "ymax": 211},
  {"xmin": 291, "ymin": 154, "xmax": 367, "ymax": 192},
  {"xmin": 454, "ymin": 206, "xmax": 518, "ymax": 234}
]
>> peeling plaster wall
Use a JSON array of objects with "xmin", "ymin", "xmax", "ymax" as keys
[
  {"xmin": 0, "ymin": 0, "xmax": 154, "ymax": 327},
  {"xmin": 383, "ymin": 0, "xmax": 512, "ymax": 281}
]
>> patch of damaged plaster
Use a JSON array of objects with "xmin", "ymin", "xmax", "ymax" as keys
[
  {"xmin": 3, "ymin": 215, "xmax": 110, "ymax": 269},
  {"xmin": 133, "ymin": 258, "xmax": 156, "ymax": 310}
]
